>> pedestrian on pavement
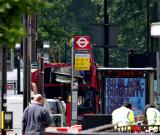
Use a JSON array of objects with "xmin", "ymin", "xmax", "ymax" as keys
[
  {"xmin": 144, "ymin": 104, "xmax": 160, "ymax": 133},
  {"xmin": 112, "ymin": 102, "xmax": 136, "ymax": 130},
  {"xmin": 31, "ymin": 82, "xmax": 38, "ymax": 95},
  {"xmin": 22, "ymin": 94, "xmax": 51, "ymax": 135},
  {"xmin": 58, "ymin": 96, "xmax": 66, "ymax": 111}
]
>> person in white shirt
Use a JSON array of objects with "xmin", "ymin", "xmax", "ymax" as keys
[
  {"xmin": 145, "ymin": 104, "xmax": 160, "ymax": 132},
  {"xmin": 58, "ymin": 97, "xmax": 66, "ymax": 111},
  {"xmin": 112, "ymin": 102, "xmax": 135, "ymax": 130}
]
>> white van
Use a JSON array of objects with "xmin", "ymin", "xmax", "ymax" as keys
[
  {"xmin": 6, "ymin": 95, "xmax": 66, "ymax": 134},
  {"xmin": 6, "ymin": 95, "xmax": 23, "ymax": 134}
]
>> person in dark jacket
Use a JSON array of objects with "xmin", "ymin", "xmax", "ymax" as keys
[{"xmin": 22, "ymin": 94, "xmax": 51, "ymax": 135}]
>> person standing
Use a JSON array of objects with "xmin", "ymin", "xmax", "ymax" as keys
[
  {"xmin": 144, "ymin": 104, "xmax": 160, "ymax": 132},
  {"xmin": 31, "ymin": 82, "xmax": 38, "ymax": 95},
  {"xmin": 22, "ymin": 94, "xmax": 51, "ymax": 135},
  {"xmin": 58, "ymin": 97, "xmax": 66, "ymax": 111}
]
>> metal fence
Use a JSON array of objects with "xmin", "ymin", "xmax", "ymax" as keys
[{"xmin": 45, "ymin": 124, "xmax": 160, "ymax": 135}]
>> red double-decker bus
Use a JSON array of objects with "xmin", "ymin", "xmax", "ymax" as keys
[{"xmin": 32, "ymin": 60, "xmax": 99, "ymax": 126}]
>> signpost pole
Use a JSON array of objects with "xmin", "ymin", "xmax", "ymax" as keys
[
  {"xmin": 71, "ymin": 38, "xmax": 74, "ymax": 104},
  {"xmin": 40, "ymin": 53, "xmax": 44, "ymax": 96},
  {"xmin": 71, "ymin": 35, "xmax": 91, "ymax": 125},
  {"xmin": 71, "ymin": 38, "xmax": 78, "ymax": 125}
]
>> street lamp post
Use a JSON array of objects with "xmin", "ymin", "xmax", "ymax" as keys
[
  {"xmin": 151, "ymin": 22, "xmax": 160, "ymax": 37},
  {"xmin": 43, "ymin": 41, "xmax": 50, "ymax": 64},
  {"xmin": 151, "ymin": 22, "xmax": 160, "ymax": 104},
  {"xmin": 147, "ymin": 0, "xmax": 150, "ymax": 52},
  {"xmin": 104, "ymin": 0, "xmax": 109, "ymax": 67},
  {"xmin": 40, "ymin": 41, "xmax": 50, "ymax": 96},
  {"xmin": 1, "ymin": 45, "xmax": 7, "ymax": 135},
  {"xmin": 15, "ymin": 43, "xmax": 21, "ymax": 94},
  {"xmin": 23, "ymin": 14, "xmax": 32, "ymax": 110},
  {"xmin": 40, "ymin": 54, "xmax": 44, "ymax": 96}
]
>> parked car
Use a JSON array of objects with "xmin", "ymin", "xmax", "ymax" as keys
[{"xmin": 45, "ymin": 98, "xmax": 66, "ymax": 127}]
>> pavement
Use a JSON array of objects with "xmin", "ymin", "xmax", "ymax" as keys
[
  {"xmin": 45, "ymin": 126, "xmax": 58, "ymax": 133},
  {"xmin": 45, "ymin": 125, "xmax": 82, "ymax": 134}
]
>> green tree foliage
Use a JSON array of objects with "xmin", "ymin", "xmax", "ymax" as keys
[
  {"xmin": 64, "ymin": 0, "xmax": 103, "ymax": 64},
  {"xmin": 108, "ymin": 0, "xmax": 157, "ymax": 67},
  {"xmin": 38, "ymin": 0, "xmax": 158, "ymax": 66},
  {"xmin": 37, "ymin": 0, "xmax": 103, "ymax": 64},
  {"xmin": 37, "ymin": 0, "xmax": 72, "ymax": 62},
  {"xmin": 0, "ymin": 0, "xmax": 51, "ymax": 48}
]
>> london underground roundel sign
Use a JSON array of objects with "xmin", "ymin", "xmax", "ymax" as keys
[{"xmin": 74, "ymin": 36, "xmax": 91, "ymax": 50}]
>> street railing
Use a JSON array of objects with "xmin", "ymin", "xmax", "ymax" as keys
[{"xmin": 45, "ymin": 124, "xmax": 160, "ymax": 135}]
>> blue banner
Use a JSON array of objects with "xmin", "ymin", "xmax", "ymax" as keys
[{"xmin": 105, "ymin": 78, "xmax": 146, "ymax": 116}]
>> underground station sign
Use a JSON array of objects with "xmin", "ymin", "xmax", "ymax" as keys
[
  {"xmin": 74, "ymin": 36, "xmax": 91, "ymax": 71},
  {"xmin": 74, "ymin": 36, "xmax": 91, "ymax": 50}
]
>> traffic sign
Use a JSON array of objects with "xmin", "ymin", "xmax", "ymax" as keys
[
  {"xmin": 74, "ymin": 53, "xmax": 90, "ymax": 71},
  {"xmin": 74, "ymin": 36, "xmax": 91, "ymax": 50}
]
